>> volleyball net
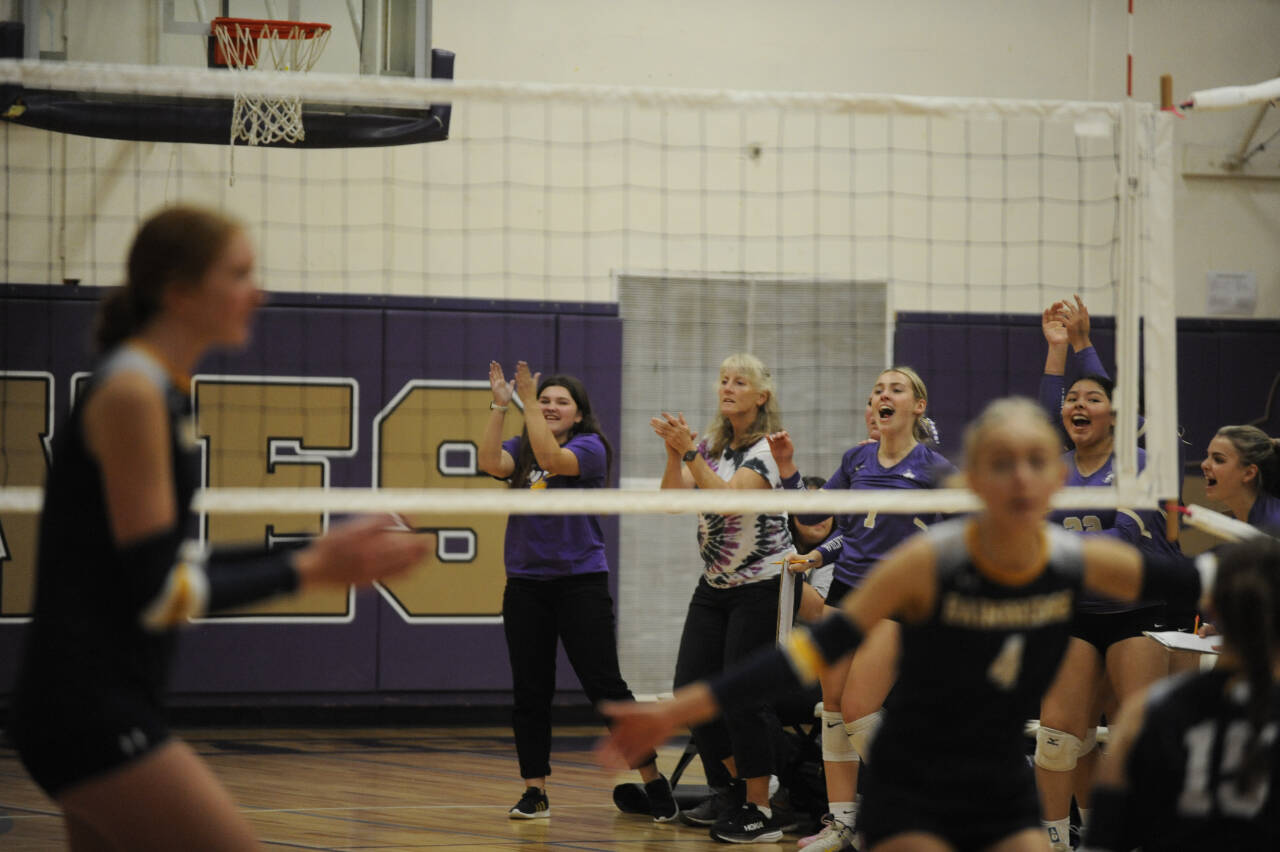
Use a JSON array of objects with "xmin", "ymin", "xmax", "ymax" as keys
[{"xmin": 0, "ymin": 61, "xmax": 1179, "ymax": 516}]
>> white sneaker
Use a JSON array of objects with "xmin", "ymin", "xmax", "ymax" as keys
[
  {"xmin": 798, "ymin": 814, "xmax": 856, "ymax": 851},
  {"xmin": 797, "ymin": 813, "xmax": 832, "ymax": 848}
]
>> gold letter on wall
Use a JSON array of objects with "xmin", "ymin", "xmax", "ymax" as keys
[
  {"xmin": 0, "ymin": 373, "xmax": 52, "ymax": 618},
  {"xmin": 194, "ymin": 377, "xmax": 357, "ymax": 619},
  {"xmin": 374, "ymin": 381, "xmax": 519, "ymax": 619}
]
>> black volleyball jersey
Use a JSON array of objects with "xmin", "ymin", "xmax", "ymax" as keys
[
  {"xmin": 872, "ymin": 519, "xmax": 1085, "ymax": 795},
  {"xmin": 16, "ymin": 346, "xmax": 199, "ymax": 710},
  {"xmin": 1121, "ymin": 669, "xmax": 1279, "ymax": 851}
]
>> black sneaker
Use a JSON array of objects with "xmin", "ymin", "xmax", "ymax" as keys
[
  {"xmin": 711, "ymin": 802, "xmax": 785, "ymax": 844},
  {"xmin": 769, "ymin": 802, "xmax": 800, "ymax": 834},
  {"xmin": 645, "ymin": 775, "xmax": 680, "ymax": 823},
  {"xmin": 681, "ymin": 780, "xmax": 745, "ymax": 826},
  {"xmin": 508, "ymin": 786, "xmax": 550, "ymax": 819},
  {"xmin": 611, "ymin": 782, "xmax": 650, "ymax": 814}
]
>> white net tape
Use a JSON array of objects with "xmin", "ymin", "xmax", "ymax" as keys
[
  {"xmin": 212, "ymin": 22, "xmax": 332, "ymax": 146},
  {"xmin": 0, "ymin": 60, "xmax": 1178, "ymax": 521},
  {"xmin": 0, "ymin": 60, "xmax": 1121, "ymax": 119},
  {"xmin": 0, "ymin": 485, "xmax": 1163, "ymax": 516}
]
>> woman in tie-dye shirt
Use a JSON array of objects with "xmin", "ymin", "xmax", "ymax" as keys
[{"xmin": 651, "ymin": 352, "xmax": 794, "ymax": 843}]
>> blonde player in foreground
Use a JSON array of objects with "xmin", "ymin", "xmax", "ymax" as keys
[{"xmin": 599, "ymin": 397, "xmax": 1206, "ymax": 851}]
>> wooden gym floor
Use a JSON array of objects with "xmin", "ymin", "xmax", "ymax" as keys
[{"xmin": 0, "ymin": 724, "xmax": 774, "ymax": 850}]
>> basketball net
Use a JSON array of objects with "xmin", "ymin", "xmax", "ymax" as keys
[{"xmin": 211, "ymin": 17, "xmax": 332, "ymax": 183}]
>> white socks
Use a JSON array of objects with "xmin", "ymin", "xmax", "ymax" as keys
[
  {"xmin": 1043, "ymin": 817, "xmax": 1070, "ymax": 851},
  {"xmin": 831, "ymin": 799, "xmax": 857, "ymax": 825}
]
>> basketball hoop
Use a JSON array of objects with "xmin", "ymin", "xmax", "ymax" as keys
[{"xmin": 211, "ymin": 17, "xmax": 331, "ymax": 182}]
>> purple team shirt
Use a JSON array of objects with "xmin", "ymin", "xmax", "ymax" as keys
[
  {"xmin": 1247, "ymin": 490, "xmax": 1280, "ymax": 531},
  {"xmin": 500, "ymin": 433, "xmax": 610, "ymax": 579},
  {"xmin": 1048, "ymin": 449, "xmax": 1175, "ymax": 551},
  {"xmin": 796, "ymin": 442, "xmax": 956, "ymax": 588}
]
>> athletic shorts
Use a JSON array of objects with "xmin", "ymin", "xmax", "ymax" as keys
[
  {"xmin": 1071, "ymin": 604, "xmax": 1166, "ymax": 653},
  {"xmin": 826, "ymin": 576, "xmax": 854, "ymax": 607},
  {"xmin": 1162, "ymin": 606, "xmax": 1198, "ymax": 632},
  {"xmin": 859, "ymin": 763, "xmax": 1041, "ymax": 851},
  {"xmin": 10, "ymin": 686, "xmax": 172, "ymax": 797}
]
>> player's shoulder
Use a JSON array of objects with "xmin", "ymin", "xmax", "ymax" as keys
[
  {"xmin": 741, "ymin": 435, "xmax": 775, "ymax": 459},
  {"xmin": 565, "ymin": 431, "xmax": 605, "ymax": 453},
  {"xmin": 85, "ymin": 363, "xmax": 168, "ymax": 425},
  {"xmin": 841, "ymin": 441, "xmax": 876, "ymax": 466},
  {"xmin": 914, "ymin": 444, "xmax": 956, "ymax": 479},
  {"xmin": 919, "ymin": 516, "xmax": 969, "ymax": 571}
]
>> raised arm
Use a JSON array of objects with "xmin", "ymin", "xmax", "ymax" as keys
[
  {"xmin": 653, "ymin": 412, "xmax": 696, "ymax": 490},
  {"xmin": 1039, "ymin": 300, "xmax": 1070, "ymax": 422},
  {"xmin": 1060, "ymin": 294, "xmax": 1110, "ymax": 387},
  {"xmin": 478, "ymin": 360, "xmax": 516, "ymax": 478},
  {"xmin": 767, "ymin": 430, "xmax": 799, "ymax": 481},
  {"xmin": 514, "ymin": 361, "xmax": 581, "ymax": 476}
]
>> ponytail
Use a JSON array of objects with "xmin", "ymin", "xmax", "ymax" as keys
[
  {"xmin": 1216, "ymin": 426, "xmax": 1280, "ymax": 500},
  {"xmin": 918, "ymin": 415, "xmax": 942, "ymax": 447},
  {"xmin": 94, "ymin": 205, "xmax": 243, "ymax": 354},
  {"xmin": 94, "ymin": 285, "xmax": 142, "ymax": 353}
]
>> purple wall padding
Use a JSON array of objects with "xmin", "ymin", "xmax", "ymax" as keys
[
  {"xmin": 0, "ymin": 285, "xmax": 621, "ymax": 704},
  {"xmin": 895, "ymin": 311, "xmax": 1278, "ymax": 477},
  {"xmin": 1175, "ymin": 321, "xmax": 1280, "ymax": 461},
  {"xmin": 3, "ymin": 289, "xmax": 1272, "ymax": 706}
]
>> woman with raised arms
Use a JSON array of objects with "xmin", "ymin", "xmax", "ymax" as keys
[{"xmin": 479, "ymin": 361, "xmax": 677, "ymax": 823}]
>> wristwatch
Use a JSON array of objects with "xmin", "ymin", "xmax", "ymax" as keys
[
  {"xmin": 490, "ymin": 401, "xmax": 509, "ymax": 411},
  {"xmin": 681, "ymin": 448, "xmax": 699, "ymax": 463}
]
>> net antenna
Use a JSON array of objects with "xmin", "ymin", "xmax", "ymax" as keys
[
  {"xmin": 1178, "ymin": 504, "xmax": 1271, "ymax": 543},
  {"xmin": 210, "ymin": 16, "xmax": 332, "ymax": 183},
  {"xmin": 1179, "ymin": 75, "xmax": 1280, "ymax": 111}
]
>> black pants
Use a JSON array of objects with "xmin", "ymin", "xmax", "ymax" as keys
[
  {"xmin": 502, "ymin": 572, "xmax": 652, "ymax": 780},
  {"xmin": 673, "ymin": 575, "xmax": 782, "ymax": 781}
]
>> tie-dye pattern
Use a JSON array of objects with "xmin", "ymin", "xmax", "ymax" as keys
[{"xmin": 695, "ymin": 437, "xmax": 793, "ymax": 588}]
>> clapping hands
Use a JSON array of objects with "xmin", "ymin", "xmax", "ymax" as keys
[{"xmin": 651, "ymin": 411, "xmax": 697, "ymax": 456}]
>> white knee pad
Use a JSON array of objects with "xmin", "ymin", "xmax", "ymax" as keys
[
  {"xmin": 1034, "ymin": 726, "xmax": 1084, "ymax": 772},
  {"xmin": 1081, "ymin": 726, "xmax": 1098, "ymax": 756},
  {"xmin": 821, "ymin": 710, "xmax": 859, "ymax": 763},
  {"xmin": 844, "ymin": 710, "xmax": 883, "ymax": 764}
]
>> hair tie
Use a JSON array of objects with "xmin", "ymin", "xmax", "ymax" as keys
[{"xmin": 921, "ymin": 416, "xmax": 941, "ymax": 446}]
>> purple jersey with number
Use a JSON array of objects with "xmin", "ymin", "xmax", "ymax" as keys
[
  {"xmin": 500, "ymin": 433, "xmax": 609, "ymax": 579},
  {"xmin": 1247, "ymin": 491, "xmax": 1280, "ymax": 531},
  {"xmin": 1051, "ymin": 447, "xmax": 1180, "ymax": 612},
  {"xmin": 800, "ymin": 442, "xmax": 956, "ymax": 588}
]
